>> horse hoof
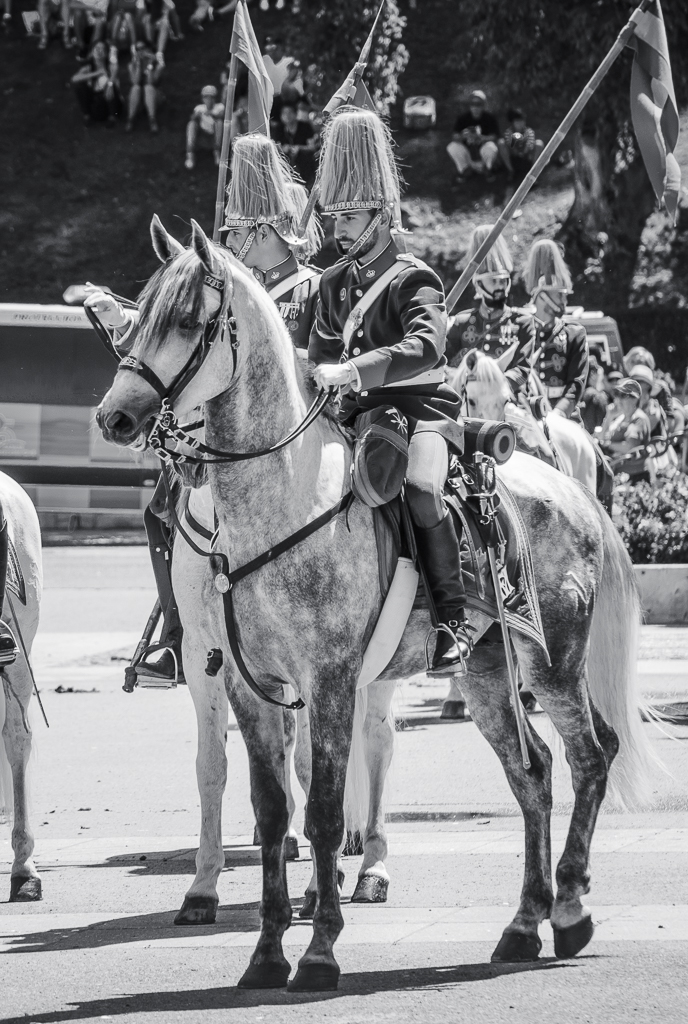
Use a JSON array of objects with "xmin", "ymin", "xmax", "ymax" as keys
[
  {"xmin": 553, "ymin": 914, "xmax": 594, "ymax": 958},
  {"xmin": 237, "ymin": 960, "xmax": 291, "ymax": 989},
  {"xmin": 289, "ymin": 962, "xmax": 340, "ymax": 992},
  {"xmin": 491, "ymin": 929, "xmax": 542, "ymax": 962},
  {"xmin": 174, "ymin": 895, "xmax": 219, "ymax": 925},
  {"xmin": 285, "ymin": 835, "xmax": 300, "ymax": 861},
  {"xmin": 351, "ymin": 874, "xmax": 389, "ymax": 903},
  {"xmin": 299, "ymin": 890, "xmax": 317, "ymax": 919},
  {"xmin": 441, "ymin": 700, "xmax": 468, "ymax": 720},
  {"xmin": 9, "ymin": 876, "xmax": 42, "ymax": 902}
]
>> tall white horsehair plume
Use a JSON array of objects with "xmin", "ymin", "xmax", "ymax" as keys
[
  {"xmin": 523, "ymin": 238, "xmax": 573, "ymax": 294},
  {"xmin": 285, "ymin": 181, "xmax": 323, "ymax": 260},
  {"xmin": 317, "ymin": 106, "xmax": 401, "ymax": 222},
  {"xmin": 223, "ymin": 133, "xmax": 304, "ymax": 245},
  {"xmin": 467, "ymin": 224, "xmax": 514, "ymax": 277}
]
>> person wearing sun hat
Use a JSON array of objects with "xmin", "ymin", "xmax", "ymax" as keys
[
  {"xmin": 220, "ymin": 132, "xmax": 323, "ymax": 350},
  {"xmin": 309, "ymin": 105, "xmax": 472, "ymax": 676},
  {"xmin": 628, "ymin": 362, "xmax": 668, "ymax": 443},
  {"xmin": 445, "ymin": 224, "xmax": 535, "ymax": 379},
  {"xmin": 601, "ymin": 377, "xmax": 653, "ymax": 483}
]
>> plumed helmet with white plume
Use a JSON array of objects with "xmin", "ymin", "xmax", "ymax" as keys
[
  {"xmin": 317, "ymin": 106, "xmax": 401, "ymax": 221},
  {"xmin": 467, "ymin": 224, "xmax": 514, "ymax": 277},
  {"xmin": 523, "ymin": 239, "xmax": 572, "ymax": 294},
  {"xmin": 221, "ymin": 133, "xmax": 305, "ymax": 246}
]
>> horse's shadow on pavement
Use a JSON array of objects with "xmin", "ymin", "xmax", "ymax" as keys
[{"xmin": 0, "ymin": 959, "xmax": 579, "ymax": 1020}]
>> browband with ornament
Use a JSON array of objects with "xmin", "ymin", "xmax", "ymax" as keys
[{"xmin": 322, "ymin": 199, "xmax": 386, "ymax": 212}]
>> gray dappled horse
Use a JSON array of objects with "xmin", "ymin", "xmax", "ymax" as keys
[
  {"xmin": 97, "ymin": 218, "xmax": 653, "ymax": 992},
  {"xmin": 0, "ymin": 471, "xmax": 43, "ymax": 902}
]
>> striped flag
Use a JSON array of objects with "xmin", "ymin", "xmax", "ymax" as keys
[
  {"xmin": 629, "ymin": 0, "xmax": 681, "ymax": 220},
  {"xmin": 230, "ymin": 0, "xmax": 274, "ymax": 136}
]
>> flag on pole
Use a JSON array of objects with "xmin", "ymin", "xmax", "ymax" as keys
[
  {"xmin": 629, "ymin": 0, "xmax": 681, "ymax": 220},
  {"xmin": 322, "ymin": 0, "xmax": 386, "ymax": 116},
  {"xmin": 230, "ymin": 0, "xmax": 274, "ymax": 136}
]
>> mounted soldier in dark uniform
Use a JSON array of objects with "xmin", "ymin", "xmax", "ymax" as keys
[
  {"xmin": 308, "ymin": 107, "xmax": 472, "ymax": 676},
  {"xmin": 445, "ymin": 225, "xmax": 534, "ymax": 386}
]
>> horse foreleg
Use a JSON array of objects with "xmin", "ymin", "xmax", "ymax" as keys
[
  {"xmin": 351, "ymin": 678, "xmax": 396, "ymax": 904},
  {"xmin": 460, "ymin": 647, "xmax": 554, "ymax": 963},
  {"xmin": 441, "ymin": 674, "xmax": 468, "ymax": 719},
  {"xmin": 282, "ymin": 706, "xmax": 300, "ymax": 860},
  {"xmin": 2, "ymin": 663, "xmax": 41, "ymax": 902},
  {"xmin": 290, "ymin": 674, "xmax": 356, "ymax": 992},
  {"xmin": 234, "ymin": 695, "xmax": 292, "ymax": 990},
  {"xmin": 175, "ymin": 649, "xmax": 229, "ymax": 925}
]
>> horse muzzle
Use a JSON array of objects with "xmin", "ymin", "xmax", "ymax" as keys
[{"xmin": 97, "ymin": 390, "xmax": 159, "ymax": 447}]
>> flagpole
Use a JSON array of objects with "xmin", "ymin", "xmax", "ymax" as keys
[
  {"xmin": 445, "ymin": 0, "xmax": 654, "ymax": 314},
  {"xmin": 296, "ymin": 0, "xmax": 387, "ymax": 239},
  {"xmin": 213, "ymin": 49, "xmax": 240, "ymax": 242}
]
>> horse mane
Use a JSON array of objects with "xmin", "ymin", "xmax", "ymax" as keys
[{"xmin": 453, "ymin": 349, "xmax": 512, "ymax": 405}]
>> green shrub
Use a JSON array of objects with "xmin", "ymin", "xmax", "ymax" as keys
[{"xmin": 614, "ymin": 472, "xmax": 688, "ymax": 564}]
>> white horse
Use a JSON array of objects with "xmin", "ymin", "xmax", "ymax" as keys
[{"xmin": 0, "ymin": 471, "xmax": 43, "ymax": 901}]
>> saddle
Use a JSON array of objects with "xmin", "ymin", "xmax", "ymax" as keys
[{"xmin": 373, "ymin": 460, "xmax": 549, "ymax": 658}]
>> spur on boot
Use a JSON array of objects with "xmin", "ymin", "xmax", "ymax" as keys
[{"xmin": 428, "ymin": 615, "xmax": 473, "ymax": 677}]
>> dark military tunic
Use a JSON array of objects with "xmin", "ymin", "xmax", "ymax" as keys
[
  {"xmin": 251, "ymin": 252, "xmax": 321, "ymax": 351},
  {"xmin": 309, "ymin": 240, "xmax": 463, "ymax": 450},
  {"xmin": 508, "ymin": 317, "xmax": 589, "ymax": 415},
  {"xmin": 446, "ymin": 303, "xmax": 534, "ymax": 365}
]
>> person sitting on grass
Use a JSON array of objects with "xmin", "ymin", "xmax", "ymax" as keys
[
  {"xmin": 37, "ymin": 0, "xmax": 71, "ymax": 49},
  {"xmin": 498, "ymin": 108, "xmax": 544, "ymax": 181},
  {"xmin": 446, "ymin": 90, "xmax": 500, "ymax": 183},
  {"xmin": 185, "ymin": 85, "xmax": 224, "ymax": 169},
  {"xmin": 71, "ymin": 41, "xmax": 123, "ymax": 125},
  {"xmin": 125, "ymin": 41, "xmax": 163, "ymax": 133}
]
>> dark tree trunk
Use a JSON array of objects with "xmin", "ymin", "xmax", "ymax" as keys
[{"xmin": 558, "ymin": 107, "xmax": 656, "ymax": 310}]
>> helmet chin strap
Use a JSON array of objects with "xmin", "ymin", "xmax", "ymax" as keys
[
  {"xmin": 475, "ymin": 277, "xmax": 510, "ymax": 311},
  {"xmin": 345, "ymin": 211, "xmax": 383, "ymax": 261},
  {"xmin": 236, "ymin": 229, "xmax": 257, "ymax": 263}
]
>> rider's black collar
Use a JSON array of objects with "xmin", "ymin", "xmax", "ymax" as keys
[
  {"xmin": 353, "ymin": 239, "xmax": 398, "ymax": 283},
  {"xmin": 536, "ymin": 316, "xmax": 564, "ymax": 339},
  {"xmin": 253, "ymin": 252, "xmax": 298, "ymax": 289}
]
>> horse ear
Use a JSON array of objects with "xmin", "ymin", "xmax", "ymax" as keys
[
  {"xmin": 496, "ymin": 341, "xmax": 519, "ymax": 373},
  {"xmin": 150, "ymin": 214, "xmax": 184, "ymax": 263},
  {"xmin": 190, "ymin": 219, "xmax": 218, "ymax": 276},
  {"xmin": 465, "ymin": 351, "xmax": 477, "ymax": 373}
]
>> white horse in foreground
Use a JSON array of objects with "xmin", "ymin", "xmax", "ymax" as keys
[
  {"xmin": 0, "ymin": 471, "xmax": 43, "ymax": 901},
  {"xmin": 97, "ymin": 218, "xmax": 652, "ymax": 991}
]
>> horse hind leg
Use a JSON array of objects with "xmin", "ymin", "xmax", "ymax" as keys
[
  {"xmin": 537, "ymin": 674, "xmax": 617, "ymax": 959},
  {"xmin": 2, "ymin": 661, "xmax": 42, "ymax": 902},
  {"xmin": 460, "ymin": 646, "xmax": 554, "ymax": 963}
]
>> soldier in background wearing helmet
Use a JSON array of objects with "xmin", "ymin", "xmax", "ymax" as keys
[{"xmin": 445, "ymin": 224, "xmax": 534, "ymax": 388}]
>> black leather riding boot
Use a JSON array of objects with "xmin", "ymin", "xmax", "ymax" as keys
[{"xmin": 414, "ymin": 512, "xmax": 472, "ymax": 676}]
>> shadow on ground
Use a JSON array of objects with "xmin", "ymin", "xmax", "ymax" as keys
[{"xmin": 0, "ymin": 959, "xmax": 576, "ymax": 1019}]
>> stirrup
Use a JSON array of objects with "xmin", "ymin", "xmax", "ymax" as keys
[
  {"xmin": 135, "ymin": 643, "xmax": 181, "ymax": 688},
  {"xmin": 424, "ymin": 620, "xmax": 473, "ymax": 678},
  {"xmin": 0, "ymin": 620, "xmax": 19, "ymax": 668}
]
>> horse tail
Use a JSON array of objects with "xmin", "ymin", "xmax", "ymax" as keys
[
  {"xmin": 587, "ymin": 507, "xmax": 655, "ymax": 809},
  {"xmin": 343, "ymin": 687, "xmax": 370, "ymax": 840},
  {"xmin": 0, "ymin": 498, "xmax": 12, "ymax": 818}
]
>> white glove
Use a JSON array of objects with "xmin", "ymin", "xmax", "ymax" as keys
[{"xmin": 84, "ymin": 287, "xmax": 128, "ymax": 329}]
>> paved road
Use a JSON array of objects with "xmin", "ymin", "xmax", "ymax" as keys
[{"xmin": 2, "ymin": 549, "xmax": 688, "ymax": 1023}]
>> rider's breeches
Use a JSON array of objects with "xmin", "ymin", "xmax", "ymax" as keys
[{"xmin": 406, "ymin": 430, "xmax": 450, "ymax": 530}]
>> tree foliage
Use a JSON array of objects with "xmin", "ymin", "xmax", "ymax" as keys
[
  {"xmin": 444, "ymin": 0, "xmax": 688, "ymax": 307},
  {"xmin": 280, "ymin": 0, "xmax": 408, "ymax": 114}
]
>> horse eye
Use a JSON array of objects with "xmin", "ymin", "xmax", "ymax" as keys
[{"xmin": 179, "ymin": 318, "xmax": 199, "ymax": 332}]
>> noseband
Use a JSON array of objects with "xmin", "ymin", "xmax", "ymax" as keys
[{"xmin": 117, "ymin": 272, "xmax": 238, "ymax": 407}]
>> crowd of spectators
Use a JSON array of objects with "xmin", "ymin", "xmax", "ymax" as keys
[
  {"xmin": 581, "ymin": 345, "xmax": 687, "ymax": 486},
  {"xmin": 447, "ymin": 90, "xmax": 545, "ymax": 185}
]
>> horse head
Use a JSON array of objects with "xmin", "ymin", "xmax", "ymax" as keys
[
  {"xmin": 97, "ymin": 217, "xmax": 241, "ymax": 446},
  {"xmin": 449, "ymin": 348, "xmax": 513, "ymax": 422}
]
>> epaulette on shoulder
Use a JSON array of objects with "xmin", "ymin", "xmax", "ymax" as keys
[{"xmin": 452, "ymin": 308, "xmax": 472, "ymax": 324}]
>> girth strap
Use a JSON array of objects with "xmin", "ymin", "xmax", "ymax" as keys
[{"xmin": 211, "ymin": 491, "xmax": 355, "ymax": 711}]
